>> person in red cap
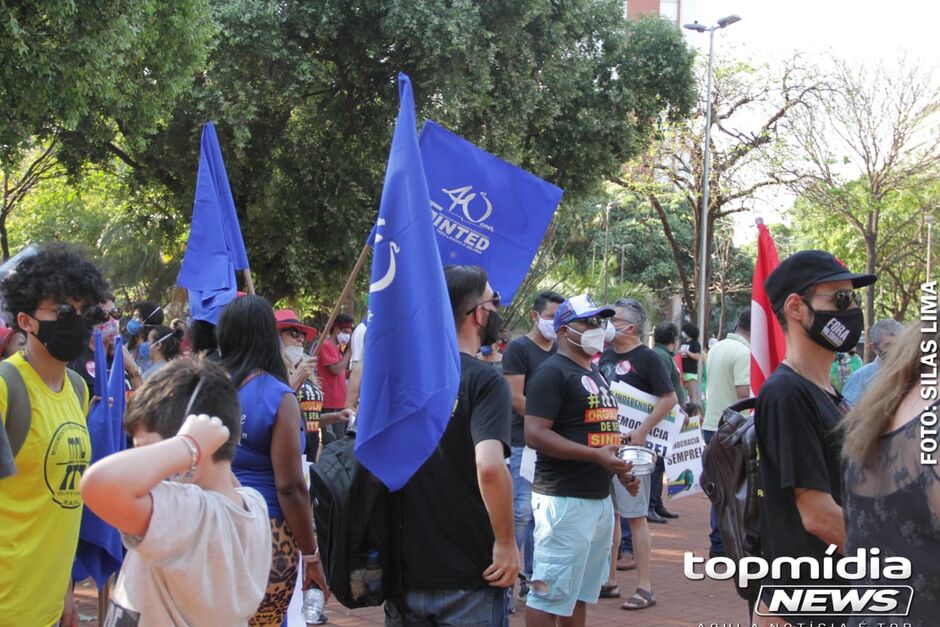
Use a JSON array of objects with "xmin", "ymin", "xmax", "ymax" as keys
[
  {"xmin": 316, "ymin": 313, "xmax": 354, "ymax": 445},
  {"xmin": 275, "ymin": 310, "xmax": 351, "ymax": 463},
  {"xmin": 752, "ymin": 250, "xmax": 876, "ymax": 626},
  {"xmin": 0, "ymin": 327, "xmax": 25, "ymax": 359}
]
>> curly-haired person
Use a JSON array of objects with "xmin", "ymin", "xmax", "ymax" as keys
[{"xmin": 0, "ymin": 242, "xmax": 112, "ymax": 627}]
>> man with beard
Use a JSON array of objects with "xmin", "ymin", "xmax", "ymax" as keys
[{"xmin": 387, "ymin": 265, "xmax": 519, "ymax": 626}]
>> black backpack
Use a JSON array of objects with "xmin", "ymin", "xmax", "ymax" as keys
[
  {"xmin": 699, "ymin": 397, "xmax": 760, "ymax": 599},
  {"xmin": 310, "ymin": 432, "xmax": 402, "ymax": 608}
]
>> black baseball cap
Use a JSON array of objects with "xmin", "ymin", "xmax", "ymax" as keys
[{"xmin": 765, "ymin": 250, "xmax": 876, "ymax": 311}]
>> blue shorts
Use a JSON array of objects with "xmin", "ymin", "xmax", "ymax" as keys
[{"xmin": 526, "ymin": 493, "xmax": 614, "ymax": 617}]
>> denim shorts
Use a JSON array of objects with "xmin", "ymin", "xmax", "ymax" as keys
[
  {"xmin": 384, "ymin": 587, "xmax": 507, "ymax": 627},
  {"xmin": 526, "ymin": 493, "xmax": 614, "ymax": 617}
]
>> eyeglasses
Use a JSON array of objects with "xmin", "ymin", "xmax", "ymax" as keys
[
  {"xmin": 466, "ymin": 291, "xmax": 501, "ymax": 315},
  {"xmin": 803, "ymin": 289, "xmax": 861, "ymax": 311},
  {"xmin": 282, "ymin": 328, "xmax": 306, "ymax": 341},
  {"xmin": 35, "ymin": 303, "xmax": 106, "ymax": 326}
]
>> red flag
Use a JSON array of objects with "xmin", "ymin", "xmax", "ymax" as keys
[{"xmin": 750, "ymin": 220, "xmax": 786, "ymax": 394}]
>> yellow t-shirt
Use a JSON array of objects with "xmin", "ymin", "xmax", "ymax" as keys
[{"xmin": 0, "ymin": 352, "xmax": 90, "ymax": 627}]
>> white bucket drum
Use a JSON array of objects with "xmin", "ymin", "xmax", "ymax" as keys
[{"xmin": 617, "ymin": 445, "xmax": 656, "ymax": 476}]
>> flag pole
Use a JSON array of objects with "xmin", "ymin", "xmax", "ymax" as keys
[
  {"xmin": 243, "ymin": 269, "xmax": 256, "ymax": 295},
  {"xmin": 312, "ymin": 243, "xmax": 371, "ymax": 358}
]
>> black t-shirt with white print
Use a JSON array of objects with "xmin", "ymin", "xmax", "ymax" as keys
[
  {"xmin": 598, "ymin": 344, "xmax": 673, "ymax": 398},
  {"xmin": 525, "ymin": 353, "xmax": 620, "ymax": 500}
]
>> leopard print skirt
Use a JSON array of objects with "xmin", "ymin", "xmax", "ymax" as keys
[{"xmin": 249, "ymin": 517, "xmax": 300, "ymax": 627}]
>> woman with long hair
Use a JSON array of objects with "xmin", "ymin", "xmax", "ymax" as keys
[
  {"xmin": 218, "ymin": 296, "xmax": 329, "ymax": 626},
  {"xmin": 842, "ymin": 321, "xmax": 939, "ymax": 626}
]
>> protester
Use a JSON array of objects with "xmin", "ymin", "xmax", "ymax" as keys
[
  {"xmin": 275, "ymin": 309, "xmax": 350, "ymax": 462},
  {"xmin": 650, "ymin": 321, "xmax": 686, "ymax": 522},
  {"xmin": 842, "ymin": 318, "xmax": 904, "ymax": 405},
  {"xmin": 141, "ymin": 324, "xmax": 185, "ymax": 379},
  {"xmin": 80, "ymin": 359, "xmax": 272, "ymax": 624},
  {"xmin": 126, "ymin": 301, "xmax": 164, "ymax": 372},
  {"xmin": 478, "ymin": 342, "xmax": 503, "ymax": 371},
  {"xmin": 348, "ymin": 314, "xmax": 367, "ymax": 372},
  {"xmin": 598, "ymin": 299, "xmax": 677, "ymax": 611},
  {"xmin": 0, "ymin": 327, "xmax": 25, "ymax": 359},
  {"xmin": 830, "ymin": 348, "xmax": 863, "ymax": 393},
  {"xmin": 841, "ymin": 322, "xmax": 938, "ymax": 625},
  {"xmin": 502, "ymin": 290, "xmax": 564, "ymax": 602},
  {"xmin": 753, "ymin": 250, "xmax": 875, "ymax": 626},
  {"xmin": 525, "ymin": 294, "xmax": 638, "ymax": 626},
  {"xmin": 0, "ymin": 242, "xmax": 110, "ymax": 626},
  {"xmin": 701, "ymin": 309, "xmax": 751, "ymax": 558},
  {"xmin": 170, "ymin": 317, "xmax": 193, "ymax": 357},
  {"xmin": 70, "ymin": 296, "xmax": 143, "ymax": 391},
  {"xmin": 190, "ymin": 319, "xmax": 219, "ymax": 358},
  {"xmin": 317, "ymin": 313, "xmax": 354, "ymax": 444},
  {"xmin": 386, "ymin": 265, "xmax": 519, "ymax": 625},
  {"xmin": 679, "ymin": 322, "xmax": 702, "ymax": 402},
  {"xmin": 218, "ymin": 296, "xmax": 328, "ymax": 626}
]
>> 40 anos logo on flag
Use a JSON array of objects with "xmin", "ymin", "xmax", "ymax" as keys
[{"xmin": 430, "ymin": 185, "xmax": 493, "ymax": 255}]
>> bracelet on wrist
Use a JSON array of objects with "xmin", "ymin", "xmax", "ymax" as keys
[
  {"xmin": 302, "ymin": 548, "xmax": 320, "ymax": 563},
  {"xmin": 173, "ymin": 435, "xmax": 201, "ymax": 482}
]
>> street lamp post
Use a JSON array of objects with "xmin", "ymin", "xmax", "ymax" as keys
[
  {"xmin": 684, "ymin": 14, "xmax": 741, "ymax": 388},
  {"xmin": 927, "ymin": 214, "xmax": 935, "ymax": 281},
  {"xmin": 603, "ymin": 202, "xmax": 612, "ymax": 303}
]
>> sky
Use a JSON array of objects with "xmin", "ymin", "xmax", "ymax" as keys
[{"xmin": 673, "ymin": 0, "xmax": 940, "ymax": 241}]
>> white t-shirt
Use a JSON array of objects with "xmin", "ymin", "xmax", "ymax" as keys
[
  {"xmin": 105, "ymin": 482, "xmax": 272, "ymax": 626},
  {"xmin": 349, "ymin": 321, "xmax": 367, "ymax": 368}
]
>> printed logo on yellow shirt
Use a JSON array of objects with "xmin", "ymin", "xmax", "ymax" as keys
[{"xmin": 43, "ymin": 421, "xmax": 90, "ymax": 509}]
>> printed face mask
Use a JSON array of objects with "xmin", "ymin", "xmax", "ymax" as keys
[
  {"xmin": 95, "ymin": 318, "xmax": 120, "ymax": 344},
  {"xmin": 537, "ymin": 316, "xmax": 557, "ymax": 341},
  {"xmin": 802, "ymin": 303, "xmax": 864, "ymax": 353}
]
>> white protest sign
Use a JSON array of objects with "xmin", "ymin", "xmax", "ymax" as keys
[
  {"xmin": 665, "ymin": 413, "xmax": 706, "ymax": 500},
  {"xmin": 520, "ymin": 445, "xmax": 536, "ymax": 482},
  {"xmin": 608, "ymin": 380, "xmax": 683, "ymax": 458}
]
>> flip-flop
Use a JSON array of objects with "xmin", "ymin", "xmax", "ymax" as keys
[
  {"xmin": 599, "ymin": 584, "xmax": 621, "ymax": 598},
  {"xmin": 621, "ymin": 587, "xmax": 655, "ymax": 610}
]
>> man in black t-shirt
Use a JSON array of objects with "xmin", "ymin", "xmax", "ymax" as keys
[
  {"xmin": 753, "ymin": 250, "xmax": 875, "ymax": 627},
  {"xmin": 388, "ymin": 265, "xmax": 519, "ymax": 627},
  {"xmin": 524, "ymin": 294, "xmax": 637, "ymax": 627},
  {"xmin": 502, "ymin": 290, "xmax": 564, "ymax": 589},
  {"xmin": 598, "ymin": 298, "xmax": 677, "ymax": 611}
]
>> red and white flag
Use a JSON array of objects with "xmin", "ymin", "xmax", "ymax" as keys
[{"xmin": 750, "ymin": 219, "xmax": 786, "ymax": 394}]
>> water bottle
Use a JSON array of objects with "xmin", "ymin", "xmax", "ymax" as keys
[
  {"xmin": 302, "ymin": 587, "xmax": 324, "ymax": 624},
  {"xmin": 363, "ymin": 550, "xmax": 382, "ymax": 596}
]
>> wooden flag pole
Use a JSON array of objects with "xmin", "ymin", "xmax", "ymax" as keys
[
  {"xmin": 312, "ymin": 243, "xmax": 371, "ymax": 358},
  {"xmin": 243, "ymin": 269, "xmax": 256, "ymax": 295}
]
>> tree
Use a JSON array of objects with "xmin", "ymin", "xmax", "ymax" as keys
[
  {"xmin": 63, "ymin": 1, "xmax": 695, "ymax": 305},
  {"xmin": 785, "ymin": 57, "xmax": 940, "ymax": 341},
  {"xmin": 0, "ymin": 1, "xmax": 214, "ymax": 259},
  {"xmin": 611, "ymin": 54, "xmax": 824, "ymax": 338}
]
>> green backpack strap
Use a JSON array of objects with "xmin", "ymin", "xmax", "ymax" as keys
[
  {"xmin": 64, "ymin": 368, "xmax": 87, "ymax": 414},
  {"xmin": 0, "ymin": 361, "xmax": 31, "ymax": 458}
]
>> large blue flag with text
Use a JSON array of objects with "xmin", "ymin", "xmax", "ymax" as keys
[
  {"xmin": 177, "ymin": 121, "xmax": 249, "ymax": 324},
  {"xmin": 72, "ymin": 333, "xmax": 127, "ymax": 587},
  {"xmin": 419, "ymin": 121, "xmax": 563, "ymax": 303},
  {"xmin": 355, "ymin": 74, "xmax": 461, "ymax": 491}
]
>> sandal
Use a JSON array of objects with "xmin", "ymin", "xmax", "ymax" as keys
[
  {"xmin": 621, "ymin": 587, "xmax": 655, "ymax": 610},
  {"xmin": 599, "ymin": 584, "xmax": 621, "ymax": 598}
]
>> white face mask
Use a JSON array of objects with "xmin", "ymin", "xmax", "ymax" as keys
[
  {"xmin": 283, "ymin": 344, "xmax": 305, "ymax": 367},
  {"xmin": 537, "ymin": 316, "xmax": 557, "ymax": 341},
  {"xmin": 604, "ymin": 321, "xmax": 616, "ymax": 343},
  {"xmin": 337, "ymin": 332, "xmax": 351, "ymax": 345},
  {"xmin": 565, "ymin": 326, "xmax": 606, "ymax": 356}
]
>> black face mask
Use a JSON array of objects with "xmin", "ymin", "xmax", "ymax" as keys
[
  {"xmin": 480, "ymin": 308, "xmax": 502, "ymax": 347},
  {"xmin": 31, "ymin": 314, "xmax": 91, "ymax": 363},
  {"xmin": 802, "ymin": 303, "xmax": 864, "ymax": 353}
]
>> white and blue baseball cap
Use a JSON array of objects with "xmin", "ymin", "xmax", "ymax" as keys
[{"xmin": 553, "ymin": 294, "xmax": 615, "ymax": 332}]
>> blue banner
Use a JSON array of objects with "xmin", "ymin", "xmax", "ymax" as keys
[
  {"xmin": 355, "ymin": 74, "xmax": 461, "ymax": 491},
  {"xmin": 177, "ymin": 121, "xmax": 249, "ymax": 324},
  {"xmin": 73, "ymin": 333, "xmax": 126, "ymax": 587},
  {"xmin": 419, "ymin": 121, "xmax": 563, "ymax": 303}
]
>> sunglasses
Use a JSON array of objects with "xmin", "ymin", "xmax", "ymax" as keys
[
  {"xmin": 35, "ymin": 303, "xmax": 111, "ymax": 326},
  {"xmin": 466, "ymin": 291, "xmax": 501, "ymax": 315},
  {"xmin": 803, "ymin": 289, "xmax": 861, "ymax": 311},
  {"xmin": 570, "ymin": 316, "xmax": 603, "ymax": 329},
  {"xmin": 282, "ymin": 328, "xmax": 306, "ymax": 341}
]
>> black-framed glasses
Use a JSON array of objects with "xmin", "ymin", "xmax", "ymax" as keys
[
  {"xmin": 35, "ymin": 303, "xmax": 105, "ymax": 325},
  {"xmin": 803, "ymin": 289, "xmax": 860, "ymax": 311},
  {"xmin": 281, "ymin": 328, "xmax": 306, "ymax": 341},
  {"xmin": 466, "ymin": 291, "xmax": 501, "ymax": 315}
]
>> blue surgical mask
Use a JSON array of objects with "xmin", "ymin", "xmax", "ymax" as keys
[
  {"xmin": 127, "ymin": 318, "xmax": 142, "ymax": 336},
  {"xmin": 139, "ymin": 340, "xmax": 150, "ymax": 361}
]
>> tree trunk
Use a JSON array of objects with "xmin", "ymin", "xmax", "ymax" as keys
[
  {"xmin": 0, "ymin": 217, "xmax": 9, "ymax": 261},
  {"xmin": 864, "ymin": 234, "xmax": 877, "ymax": 362}
]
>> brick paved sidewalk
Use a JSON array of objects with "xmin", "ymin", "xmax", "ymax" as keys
[{"xmin": 76, "ymin": 493, "xmax": 750, "ymax": 626}]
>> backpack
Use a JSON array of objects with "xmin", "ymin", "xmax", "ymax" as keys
[
  {"xmin": 310, "ymin": 432, "xmax": 401, "ymax": 609},
  {"xmin": 699, "ymin": 397, "xmax": 760, "ymax": 599},
  {"xmin": 1, "ymin": 360, "xmax": 86, "ymax": 458}
]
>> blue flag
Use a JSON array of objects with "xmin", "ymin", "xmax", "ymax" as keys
[
  {"xmin": 177, "ymin": 121, "xmax": 249, "ymax": 324},
  {"xmin": 419, "ymin": 120, "xmax": 563, "ymax": 303},
  {"xmin": 355, "ymin": 74, "xmax": 461, "ymax": 491},
  {"xmin": 72, "ymin": 333, "xmax": 127, "ymax": 587}
]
